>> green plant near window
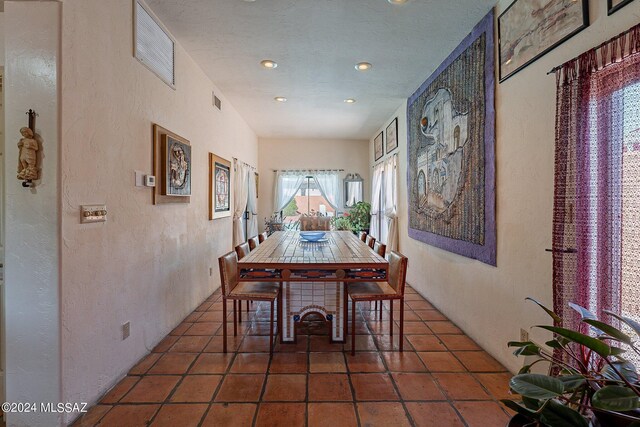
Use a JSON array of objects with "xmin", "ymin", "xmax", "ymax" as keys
[
  {"xmin": 282, "ymin": 198, "xmax": 298, "ymax": 217},
  {"xmin": 346, "ymin": 201, "xmax": 371, "ymax": 233},
  {"xmin": 331, "ymin": 216, "xmax": 352, "ymax": 231},
  {"xmin": 503, "ymin": 298, "xmax": 640, "ymax": 427}
]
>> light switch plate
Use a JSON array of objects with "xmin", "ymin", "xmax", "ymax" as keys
[
  {"xmin": 81, "ymin": 205, "xmax": 107, "ymax": 223},
  {"xmin": 134, "ymin": 170, "xmax": 145, "ymax": 187}
]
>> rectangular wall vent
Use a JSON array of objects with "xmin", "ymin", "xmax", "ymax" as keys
[
  {"xmin": 134, "ymin": 0, "xmax": 175, "ymax": 88},
  {"xmin": 213, "ymin": 92, "xmax": 222, "ymax": 110}
]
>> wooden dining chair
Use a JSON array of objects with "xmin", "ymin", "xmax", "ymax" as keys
[
  {"xmin": 248, "ymin": 235, "xmax": 260, "ymax": 251},
  {"xmin": 365, "ymin": 235, "xmax": 376, "ymax": 249},
  {"xmin": 235, "ymin": 242, "xmax": 252, "ymax": 316},
  {"xmin": 373, "ymin": 241, "xmax": 387, "ymax": 258},
  {"xmin": 258, "ymin": 231, "xmax": 269, "ymax": 243},
  {"xmin": 218, "ymin": 251, "xmax": 281, "ymax": 353},
  {"xmin": 359, "ymin": 231, "xmax": 367, "ymax": 242},
  {"xmin": 235, "ymin": 242, "xmax": 251, "ymax": 260},
  {"xmin": 346, "ymin": 251, "xmax": 408, "ymax": 355}
]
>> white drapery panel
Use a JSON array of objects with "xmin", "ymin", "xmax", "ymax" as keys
[
  {"xmin": 247, "ymin": 168, "xmax": 258, "ymax": 238},
  {"xmin": 384, "ymin": 154, "xmax": 399, "ymax": 252},
  {"xmin": 233, "ymin": 161, "xmax": 250, "ymax": 246},
  {"xmin": 370, "ymin": 163, "xmax": 384, "ymax": 240},
  {"xmin": 273, "ymin": 171, "xmax": 306, "ymax": 213},
  {"xmin": 311, "ymin": 170, "xmax": 340, "ymax": 209}
]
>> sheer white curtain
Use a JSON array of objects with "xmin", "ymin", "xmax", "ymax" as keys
[
  {"xmin": 233, "ymin": 161, "xmax": 250, "ymax": 246},
  {"xmin": 247, "ymin": 170, "xmax": 258, "ymax": 238},
  {"xmin": 370, "ymin": 163, "xmax": 384, "ymax": 240},
  {"xmin": 311, "ymin": 170, "xmax": 340, "ymax": 209},
  {"xmin": 384, "ymin": 154, "xmax": 399, "ymax": 252},
  {"xmin": 274, "ymin": 171, "xmax": 306, "ymax": 213}
]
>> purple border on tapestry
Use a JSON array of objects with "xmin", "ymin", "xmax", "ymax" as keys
[{"xmin": 406, "ymin": 10, "xmax": 496, "ymax": 266}]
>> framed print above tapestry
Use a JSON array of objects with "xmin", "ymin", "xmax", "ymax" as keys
[
  {"xmin": 386, "ymin": 118, "xmax": 398, "ymax": 154},
  {"xmin": 374, "ymin": 131, "xmax": 384, "ymax": 161},
  {"xmin": 407, "ymin": 10, "xmax": 496, "ymax": 266},
  {"xmin": 209, "ymin": 153, "xmax": 231, "ymax": 220},
  {"xmin": 152, "ymin": 124, "xmax": 190, "ymax": 205},
  {"xmin": 608, "ymin": 0, "xmax": 635, "ymax": 15},
  {"xmin": 498, "ymin": 0, "xmax": 589, "ymax": 82}
]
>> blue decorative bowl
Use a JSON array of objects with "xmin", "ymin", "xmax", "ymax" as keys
[{"xmin": 300, "ymin": 231, "xmax": 326, "ymax": 242}]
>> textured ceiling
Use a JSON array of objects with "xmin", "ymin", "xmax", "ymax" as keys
[{"xmin": 146, "ymin": 0, "xmax": 495, "ymax": 140}]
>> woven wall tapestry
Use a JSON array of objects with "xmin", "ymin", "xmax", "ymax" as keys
[{"xmin": 407, "ymin": 10, "xmax": 496, "ymax": 266}]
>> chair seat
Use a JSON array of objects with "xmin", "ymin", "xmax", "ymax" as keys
[
  {"xmin": 230, "ymin": 282, "xmax": 279, "ymax": 300},
  {"xmin": 348, "ymin": 281, "xmax": 400, "ymax": 300}
]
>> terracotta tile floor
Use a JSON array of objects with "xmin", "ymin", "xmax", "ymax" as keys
[{"xmin": 72, "ymin": 286, "xmax": 513, "ymax": 426}]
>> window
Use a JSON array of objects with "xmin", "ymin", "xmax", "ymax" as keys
[
  {"xmin": 552, "ymin": 39, "xmax": 640, "ymax": 366},
  {"xmin": 281, "ymin": 177, "xmax": 335, "ymax": 228},
  {"xmin": 134, "ymin": 0, "xmax": 176, "ymax": 88}
]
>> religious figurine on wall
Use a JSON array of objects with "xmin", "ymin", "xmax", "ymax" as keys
[{"xmin": 17, "ymin": 126, "xmax": 39, "ymax": 181}]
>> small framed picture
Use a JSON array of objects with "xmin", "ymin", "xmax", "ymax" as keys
[
  {"xmin": 608, "ymin": 0, "xmax": 635, "ymax": 14},
  {"xmin": 209, "ymin": 153, "xmax": 231, "ymax": 220},
  {"xmin": 374, "ymin": 131, "xmax": 384, "ymax": 161},
  {"xmin": 386, "ymin": 118, "xmax": 398, "ymax": 154}
]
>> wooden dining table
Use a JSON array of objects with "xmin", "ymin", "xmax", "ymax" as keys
[{"xmin": 237, "ymin": 231, "xmax": 389, "ymax": 343}]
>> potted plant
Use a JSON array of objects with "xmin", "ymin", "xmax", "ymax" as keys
[
  {"xmin": 331, "ymin": 215, "xmax": 352, "ymax": 231},
  {"xmin": 503, "ymin": 298, "xmax": 640, "ymax": 426},
  {"xmin": 346, "ymin": 201, "xmax": 371, "ymax": 234}
]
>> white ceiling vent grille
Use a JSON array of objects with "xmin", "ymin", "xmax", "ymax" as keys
[{"xmin": 134, "ymin": 0, "xmax": 175, "ymax": 88}]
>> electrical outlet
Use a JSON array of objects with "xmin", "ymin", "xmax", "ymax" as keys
[
  {"xmin": 209, "ymin": 267, "xmax": 213, "ymax": 277},
  {"xmin": 123, "ymin": 322, "xmax": 130, "ymax": 340},
  {"xmin": 520, "ymin": 328, "xmax": 529, "ymax": 342}
]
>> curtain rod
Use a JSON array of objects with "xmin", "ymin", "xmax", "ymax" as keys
[
  {"xmin": 272, "ymin": 169, "xmax": 344, "ymax": 172},
  {"xmin": 233, "ymin": 157, "xmax": 256, "ymax": 170},
  {"xmin": 547, "ymin": 22, "xmax": 640, "ymax": 75}
]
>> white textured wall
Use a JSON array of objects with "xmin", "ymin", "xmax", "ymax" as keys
[
  {"xmin": 4, "ymin": 2, "xmax": 62, "ymax": 426},
  {"xmin": 369, "ymin": 0, "xmax": 640, "ymax": 374},
  {"xmin": 257, "ymin": 138, "xmax": 370, "ymax": 227},
  {"xmin": 59, "ymin": 0, "xmax": 257, "ymax": 420}
]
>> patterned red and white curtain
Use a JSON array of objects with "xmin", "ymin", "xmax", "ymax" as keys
[{"xmin": 553, "ymin": 24, "xmax": 640, "ymax": 336}]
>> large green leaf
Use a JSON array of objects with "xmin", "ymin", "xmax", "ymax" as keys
[
  {"xmin": 536, "ymin": 326, "xmax": 611, "ymax": 357},
  {"xmin": 510, "ymin": 374, "xmax": 564, "ymax": 400},
  {"xmin": 605, "ymin": 310, "xmax": 640, "ymax": 339},
  {"xmin": 558, "ymin": 375, "xmax": 586, "ymax": 392},
  {"xmin": 514, "ymin": 344, "xmax": 541, "ymax": 357},
  {"xmin": 583, "ymin": 319, "xmax": 632, "ymax": 344},
  {"xmin": 569, "ymin": 303, "xmax": 597, "ymax": 320},
  {"xmin": 592, "ymin": 385, "xmax": 640, "ymax": 412},
  {"xmin": 526, "ymin": 298, "xmax": 562, "ymax": 323},
  {"xmin": 539, "ymin": 399, "xmax": 589, "ymax": 427}
]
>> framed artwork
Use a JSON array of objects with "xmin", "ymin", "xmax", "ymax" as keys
[
  {"xmin": 407, "ymin": 10, "xmax": 496, "ymax": 266},
  {"xmin": 209, "ymin": 153, "xmax": 231, "ymax": 220},
  {"xmin": 386, "ymin": 118, "xmax": 398, "ymax": 154},
  {"xmin": 374, "ymin": 131, "xmax": 384, "ymax": 161},
  {"xmin": 162, "ymin": 135, "xmax": 191, "ymax": 196},
  {"xmin": 608, "ymin": 0, "xmax": 635, "ymax": 14},
  {"xmin": 152, "ymin": 124, "xmax": 190, "ymax": 205},
  {"xmin": 498, "ymin": 0, "xmax": 589, "ymax": 82}
]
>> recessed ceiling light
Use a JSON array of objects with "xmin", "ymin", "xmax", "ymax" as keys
[
  {"xmin": 344, "ymin": 99, "xmax": 356, "ymax": 104},
  {"xmin": 260, "ymin": 59, "xmax": 278, "ymax": 69},
  {"xmin": 388, "ymin": 0, "xmax": 408, "ymax": 4},
  {"xmin": 355, "ymin": 62, "xmax": 372, "ymax": 71},
  {"xmin": 274, "ymin": 96, "xmax": 287, "ymax": 102}
]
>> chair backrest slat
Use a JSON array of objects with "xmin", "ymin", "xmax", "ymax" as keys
[
  {"xmin": 374, "ymin": 241, "xmax": 387, "ymax": 258},
  {"xmin": 358, "ymin": 231, "xmax": 367, "ymax": 243},
  {"xmin": 235, "ymin": 242, "xmax": 251, "ymax": 259},
  {"xmin": 388, "ymin": 250, "xmax": 408, "ymax": 296},
  {"xmin": 365, "ymin": 235, "xmax": 376, "ymax": 249},
  {"xmin": 258, "ymin": 232, "xmax": 268, "ymax": 243},
  {"xmin": 218, "ymin": 251, "xmax": 239, "ymax": 296},
  {"xmin": 248, "ymin": 235, "xmax": 260, "ymax": 251}
]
